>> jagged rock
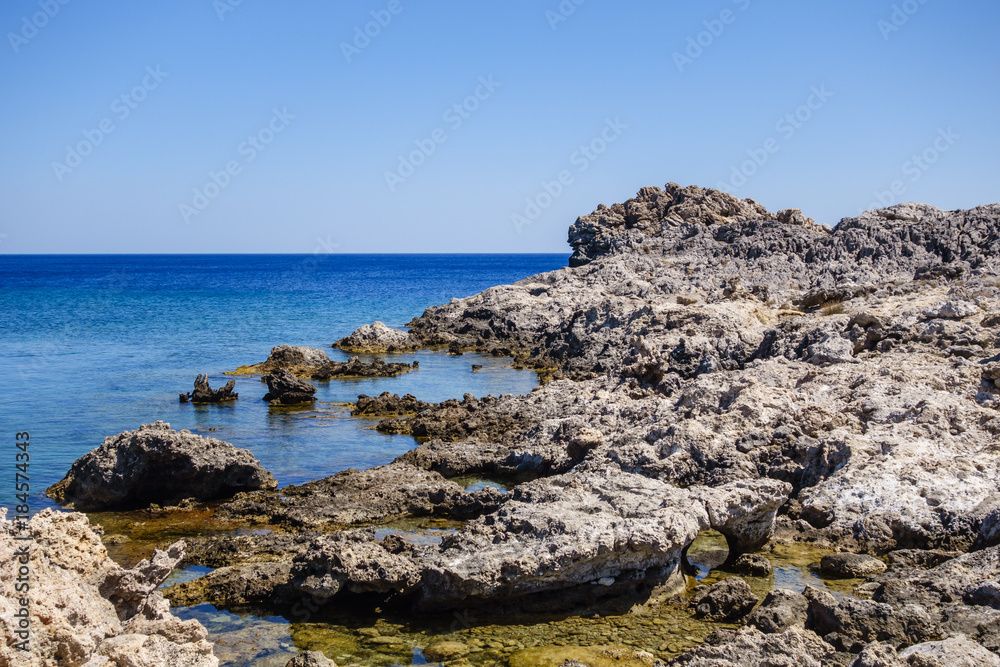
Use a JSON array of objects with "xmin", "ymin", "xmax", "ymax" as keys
[
  {"xmin": 179, "ymin": 374, "xmax": 238, "ymax": 403},
  {"xmin": 262, "ymin": 368, "xmax": 317, "ymax": 405},
  {"xmin": 284, "ymin": 651, "xmax": 337, "ymax": 667},
  {"xmin": 821, "ymin": 553, "xmax": 888, "ymax": 578},
  {"xmin": 0, "ymin": 508, "xmax": 218, "ymax": 667},
  {"xmin": 46, "ymin": 421, "xmax": 276, "ymax": 510},
  {"xmin": 691, "ymin": 577, "xmax": 758, "ymax": 621},
  {"xmin": 334, "ymin": 321, "xmax": 420, "ymax": 352},
  {"xmin": 849, "ymin": 642, "xmax": 905, "ymax": 667},
  {"xmin": 804, "ymin": 585, "xmax": 938, "ymax": 650},
  {"xmin": 667, "ymin": 627, "xmax": 836, "ymax": 666},
  {"xmin": 352, "ymin": 391, "xmax": 432, "ymax": 417},
  {"xmin": 417, "ymin": 471, "xmax": 788, "ymax": 610},
  {"xmin": 310, "ymin": 356, "xmax": 414, "ymax": 379},
  {"xmin": 376, "ymin": 393, "xmax": 529, "ymax": 441},
  {"xmin": 899, "ymin": 635, "xmax": 1000, "ymax": 665},
  {"xmin": 922, "ymin": 300, "xmax": 980, "ymax": 320},
  {"xmin": 215, "ymin": 461, "xmax": 503, "ymax": 529},
  {"xmin": 729, "ymin": 553, "xmax": 773, "ymax": 577},
  {"xmin": 747, "ymin": 589, "xmax": 809, "ymax": 634},
  {"xmin": 230, "ymin": 344, "xmax": 333, "ymax": 375}
]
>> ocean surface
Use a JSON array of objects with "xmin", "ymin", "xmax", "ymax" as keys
[{"xmin": 0, "ymin": 254, "xmax": 569, "ymax": 510}]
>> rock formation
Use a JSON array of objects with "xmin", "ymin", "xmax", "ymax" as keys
[
  {"xmin": 179, "ymin": 373, "xmax": 237, "ymax": 403},
  {"xmin": 262, "ymin": 368, "xmax": 317, "ymax": 405},
  {"xmin": 334, "ymin": 321, "xmax": 419, "ymax": 352},
  {"xmin": 230, "ymin": 344, "xmax": 415, "ymax": 379},
  {"xmin": 0, "ymin": 508, "xmax": 217, "ymax": 666},
  {"xmin": 46, "ymin": 421, "xmax": 276, "ymax": 510}
]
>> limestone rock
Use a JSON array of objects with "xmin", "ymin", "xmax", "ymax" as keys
[
  {"xmin": 334, "ymin": 321, "xmax": 419, "ymax": 352},
  {"xmin": 820, "ymin": 553, "xmax": 887, "ymax": 578},
  {"xmin": 179, "ymin": 374, "xmax": 237, "ymax": 403},
  {"xmin": 0, "ymin": 508, "xmax": 218, "ymax": 667},
  {"xmin": 46, "ymin": 421, "xmax": 276, "ymax": 510},
  {"xmin": 284, "ymin": 650, "xmax": 337, "ymax": 666},
  {"xmin": 691, "ymin": 577, "xmax": 758, "ymax": 621}
]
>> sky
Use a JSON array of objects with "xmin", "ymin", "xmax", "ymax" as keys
[{"xmin": 0, "ymin": 0, "xmax": 997, "ymax": 254}]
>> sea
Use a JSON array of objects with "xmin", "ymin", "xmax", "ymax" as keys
[{"xmin": 0, "ymin": 253, "xmax": 568, "ymax": 511}]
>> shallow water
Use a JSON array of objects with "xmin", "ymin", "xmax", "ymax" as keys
[
  {"xmin": 151, "ymin": 530, "xmax": 864, "ymax": 667},
  {"xmin": 0, "ymin": 253, "xmax": 566, "ymax": 508}
]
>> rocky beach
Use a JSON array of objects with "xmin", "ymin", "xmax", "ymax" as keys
[{"xmin": 9, "ymin": 183, "xmax": 1000, "ymax": 666}]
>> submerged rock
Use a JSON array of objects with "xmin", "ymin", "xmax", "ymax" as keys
[
  {"xmin": 179, "ymin": 373, "xmax": 238, "ymax": 403},
  {"xmin": 284, "ymin": 651, "xmax": 337, "ymax": 666},
  {"xmin": 230, "ymin": 344, "xmax": 333, "ymax": 375},
  {"xmin": 46, "ymin": 421, "xmax": 276, "ymax": 510},
  {"xmin": 334, "ymin": 321, "xmax": 420, "ymax": 353},
  {"xmin": 0, "ymin": 508, "xmax": 218, "ymax": 666},
  {"xmin": 262, "ymin": 368, "xmax": 317, "ymax": 405}
]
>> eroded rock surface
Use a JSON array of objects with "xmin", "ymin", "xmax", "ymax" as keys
[
  {"xmin": 179, "ymin": 374, "xmax": 238, "ymax": 403},
  {"xmin": 0, "ymin": 508, "xmax": 217, "ymax": 666},
  {"xmin": 262, "ymin": 368, "xmax": 317, "ymax": 405},
  {"xmin": 46, "ymin": 421, "xmax": 276, "ymax": 510},
  {"xmin": 334, "ymin": 321, "xmax": 420, "ymax": 353}
]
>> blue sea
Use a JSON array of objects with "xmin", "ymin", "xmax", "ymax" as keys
[{"xmin": 0, "ymin": 254, "xmax": 568, "ymax": 511}]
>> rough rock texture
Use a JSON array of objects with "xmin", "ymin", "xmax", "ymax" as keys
[
  {"xmin": 899, "ymin": 635, "xmax": 1000, "ymax": 665},
  {"xmin": 334, "ymin": 321, "xmax": 420, "ymax": 353},
  {"xmin": 230, "ymin": 344, "xmax": 414, "ymax": 379},
  {"xmin": 46, "ymin": 421, "xmax": 276, "ymax": 510},
  {"xmin": 730, "ymin": 552, "xmax": 773, "ymax": 577},
  {"xmin": 667, "ymin": 627, "xmax": 836, "ymax": 666},
  {"xmin": 376, "ymin": 393, "xmax": 531, "ymax": 442},
  {"xmin": 690, "ymin": 577, "xmax": 758, "ymax": 621},
  {"xmin": 352, "ymin": 392, "xmax": 432, "ymax": 417},
  {"xmin": 821, "ymin": 553, "xmax": 888, "ymax": 578},
  {"xmin": 747, "ymin": 588, "xmax": 809, "ymax": 634},
  {"xmin": 230, "ymin": 345, "xmax": 333, "ymax": 375},
  {"xmin": 179, "ymin": 374, "xmax": 237, "ymax": 403},
  {"xmin": 284, "ymin": 651, "xmax": 337, "ymax": 667},
  {"xmin": 0, "ymin": 508, "xmax": 217, "ymax": 666},
  {"xmin": 215, "ymin": 461, "xmax": 504, "ymax": 530},
  {"xmin": 262, "ymin": 369, "xmax": 317, "ymax": 405}
]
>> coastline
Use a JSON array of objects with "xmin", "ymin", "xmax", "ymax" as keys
[{"xmin": 8, "ymin": 184, "xmax": 1000, "ymax": 666}]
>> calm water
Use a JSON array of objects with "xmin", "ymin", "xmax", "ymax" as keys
[{"xmin": 0, "ymin": 254, "xmax": 568, "ymax": 509}]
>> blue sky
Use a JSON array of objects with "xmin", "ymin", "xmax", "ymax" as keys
[{"xmin": 0, "ymin": 0, "xmax": 997, "ymax": 254}]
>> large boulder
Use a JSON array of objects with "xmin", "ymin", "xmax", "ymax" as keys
[
  {"xmin": 334, "ymin": 321, "xmax": 420, "ymax": 353},
  {"xmin": 0, "ymin": 508, "xmax": 218, "ymax": 667},
  {"xmin": 46, "ymin": 421, "xmax": 276, "ymax": 511}
]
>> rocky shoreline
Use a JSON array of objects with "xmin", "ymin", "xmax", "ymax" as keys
[{"xmin": 12, "ymin": 183, "xmax": 1000, "ymax": 665}]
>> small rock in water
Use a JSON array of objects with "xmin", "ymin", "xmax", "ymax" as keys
[
  {"xmin": 730, "ymin": 553, "xmax": 773, "ymax": 577},
  {"xmin": 283, "ymin": 650, "xmax": 337, "ymax": 666},
  {"xmin": 690, "ymin": 577, "xmax": 758, "ymax": 621}
]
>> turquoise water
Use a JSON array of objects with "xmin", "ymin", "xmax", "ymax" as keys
[{"xmin": 0, "ymin": 254, "xmax": 568, "ymax": 510}]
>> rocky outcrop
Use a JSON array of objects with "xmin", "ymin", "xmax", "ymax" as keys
[
  {"xmin": 375, "ymin": 393, "xmax": 530, "ymax": 441},
  {"xmin": 284, "ymin": 651, "xmax": 337, "ymax": 667},
  {"xmin": 179, "ymin": 374, "xmax": 238, "ymax": 403},
  {"xmin": 352, "ymin": 392, "xmax": 432, "ymax": 417},
  {"xmin": 46, "ymin": 421, "xmax": 276, "ymax": 510},
  {"xmin": 231, "ymin": 344, "xmax": 414, "ymax": 379},
  {"xmin": 667, "ymin": 627, "xmax": 836, "ymax": 666},
  {"xmin": 0, "ymin": 508, "xmax": 217, "ymax": 666},
  {"xmin": 262, "ymin": 369, "xmax": 317, "ymax": 405},
  {"xmin": 230, "ymin": 344, "xmax": 333, "ymax": 375},
  {"xmin": 310, "ymin": 356, "xmax": 415, "ymax": 380},
  {"xmin": 215, "ymin": 461, "xmax": 504, "ymax": 530},
  {"xmin": 334, "ymin": 321, "xmax": 420, "ymax": 352}
]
